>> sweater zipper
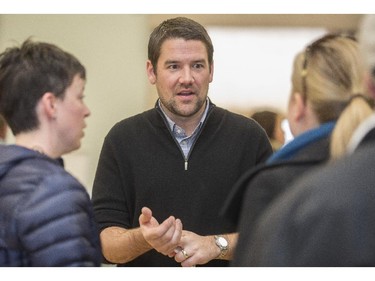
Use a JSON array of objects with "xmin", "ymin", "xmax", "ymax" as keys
[
  {"xmin": 182, "ymin": 107, "xmax": 213, "ymax": 171},
  {"xmin": 157, "ymin": 101, "xmax": 214, "ymax": 171}
]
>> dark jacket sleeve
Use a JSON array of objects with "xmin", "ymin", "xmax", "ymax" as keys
[
  {"xmin": 17, "ymin": 173, "xmax": 101, "ymax": 266},
  {"xmin": 238, "ymin": 155, "xmax": 375, "ymax": 266}
]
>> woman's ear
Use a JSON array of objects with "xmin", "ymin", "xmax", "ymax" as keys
[
  {"xmin": 146, "ymin": 60, "xmax": 157, "ymax": 85},
  {"xmin": 289, "ymin": 92, "xmax": 306, "ymax": 123},
  {"xmin": 40, "ymin": 92, "xmax": 57, "ymax": 120}
]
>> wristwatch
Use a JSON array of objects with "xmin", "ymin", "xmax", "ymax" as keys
[{"xmin": 214, "ymin": 235, "xmax": 229, "ymax": 258}]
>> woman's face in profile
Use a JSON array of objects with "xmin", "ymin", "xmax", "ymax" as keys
[{"xmin": 54, "ymin": 74, "xmax": 91, "ymax": 154}]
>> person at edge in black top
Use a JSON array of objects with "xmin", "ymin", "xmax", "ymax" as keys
[
  {"xmin": 229, "ymin": 16, "xmax": 375, "ymax": 266},
  {"xmin": 224, "ymin": 31, "xmax": 374, "ymax": 265}
]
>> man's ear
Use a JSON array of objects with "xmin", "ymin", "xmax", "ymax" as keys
[
  {"xmin": 289, "ymin": 92, "xmax": 306, "ymax": 123},
  {"xmin": 40, "ymin": 92, "xmax": 57, "ymax": 120},
  {"xmin": 209, "ymin": 60, "xmax": 214, "ymax": 83},
  {"xmin": 146, "ymin": 60, "xmax": 157, "ymax": 85}
]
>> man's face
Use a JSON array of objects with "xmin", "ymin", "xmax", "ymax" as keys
[{"xmin": 147, "ymin": 38, "xmax": 213, "ymax": 121}]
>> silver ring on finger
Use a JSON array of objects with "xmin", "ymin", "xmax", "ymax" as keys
[{"xmin": 181, "ymin": 249, "xmax": 189, "ymax": 259}]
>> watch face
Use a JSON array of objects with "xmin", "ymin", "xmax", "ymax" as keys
[{"xmin": 218, "ymin": 236, "xmax": 228, "ymax": 247}]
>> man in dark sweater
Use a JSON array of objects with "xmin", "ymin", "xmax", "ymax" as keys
[{"xmin": 91, "ymin": 17, "xmax": 272, "ymax": 267}]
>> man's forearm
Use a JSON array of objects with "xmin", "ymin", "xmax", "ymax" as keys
[{"xmin": 100, "ymin": 226, "xmax": 152, "ymax": 264}]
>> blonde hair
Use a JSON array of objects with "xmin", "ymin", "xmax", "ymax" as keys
[
  {"xmin": 291, "ymin": 34, "xmax": 372, "ymax": 159},
  {"xmin": 331, "ymin": 96, "xmax": 374, "ymax": 159}
]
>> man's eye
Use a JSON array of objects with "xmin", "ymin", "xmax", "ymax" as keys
[{"xmin": 193, "ymin": 63, "xmax": 204, "ymax": 69}]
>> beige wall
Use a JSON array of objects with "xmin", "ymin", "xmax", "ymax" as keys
[{"xmin": 0, "ymin": 15, "xmax": 150, "ymax": 194}]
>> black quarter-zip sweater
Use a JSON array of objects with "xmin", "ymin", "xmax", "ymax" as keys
[{"xmin": 92, "ymin": 101, "xmax": 272, "ymax": 266}]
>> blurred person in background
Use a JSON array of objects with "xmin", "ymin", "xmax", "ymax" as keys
[{"xmin": 251, "ymin": 109, "xmax": 285, "ymax": 151}]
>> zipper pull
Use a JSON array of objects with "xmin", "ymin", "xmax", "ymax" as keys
[{"xmin": 184, "ymin": 160, "xmax": 188, "ymax": 171}]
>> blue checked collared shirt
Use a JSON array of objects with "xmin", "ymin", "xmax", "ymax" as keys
[{"xmin": 158, "ymin": 99, "xmax": 209, "ymax": 158}]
